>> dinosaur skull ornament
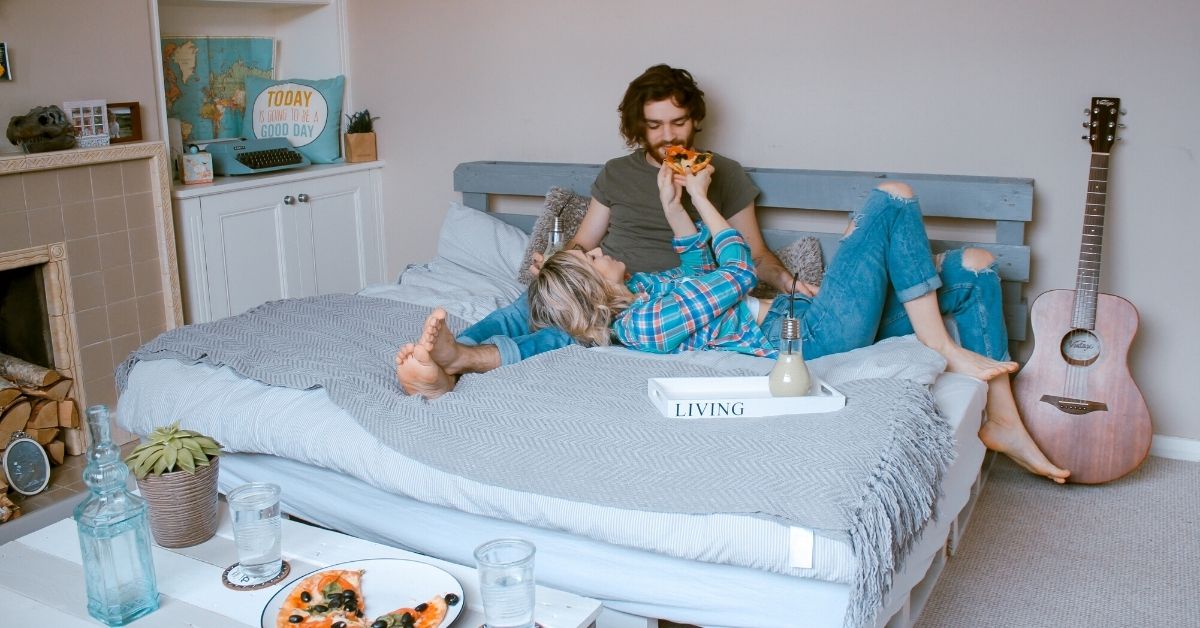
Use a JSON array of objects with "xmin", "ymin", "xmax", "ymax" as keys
[{"xmin": 6, "ymin": 105, "xmax": 77, "ymax": 153}]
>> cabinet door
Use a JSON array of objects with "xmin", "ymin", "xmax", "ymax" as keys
[
  {"xmin": 291, "ymin": 171, "xmax": 385, "ymax": 296},
  {"xmin": 199, "ymin": 185, "xmax": 300, "ymax": 320}
]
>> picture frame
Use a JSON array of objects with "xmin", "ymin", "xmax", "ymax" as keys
[
  {"xmin": 107, "ymin": 102, "xmax": 143, "ymax": 143},
  {"xmin": 61, "ymin": 99, "xmax": 110, "ymax": 148}
]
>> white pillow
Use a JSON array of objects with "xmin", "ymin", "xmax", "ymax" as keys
[{"xmin": 436, "ymin": 201, "xmax": 530, "ymax": 281}]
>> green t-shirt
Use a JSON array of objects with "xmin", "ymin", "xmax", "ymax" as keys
[{"xmin": 590, "ymin": 149, "xmax": 760, "ymax": 273}]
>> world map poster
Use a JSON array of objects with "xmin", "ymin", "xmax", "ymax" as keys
[{"xmin": 161, "ymin": 36, "xmax": 275, "ymax": 143}]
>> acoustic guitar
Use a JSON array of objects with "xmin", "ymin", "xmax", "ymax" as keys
[{"xmin": 1013, "ymin": 97, "xmax": 1152, "ymax": 484}]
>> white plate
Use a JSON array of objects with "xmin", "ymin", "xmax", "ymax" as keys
[{"xmin": 261, "ymin": 558, "xmax": 464, "ymax": 628}]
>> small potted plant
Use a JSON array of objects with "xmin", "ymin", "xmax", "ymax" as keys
[
  {"xmin": 125, "ymin": 422, "xmax": 223, "ymax": 548},
  {"xmin": 344, "ymin": 108, "xmax": 379, "ymax": 163}
]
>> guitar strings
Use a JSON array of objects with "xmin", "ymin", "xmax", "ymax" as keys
[{"xmin": 1063, "ymin": 153, "xmax": 1108, "ymax": 403}]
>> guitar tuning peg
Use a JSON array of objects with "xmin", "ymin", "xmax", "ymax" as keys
[
  {"xmin": 1120, "ymin": 109, "xmax": 1127, "ymax": 115},
  {"xmin": 1081, "ymin": 134, "xmax": 1090, "ymax": 140},
  {"xmin": 1118, "ymin": 123, "xmax": 1127, "ymax": 129},
  {"xmin": 1082, "ymin": 122, "xmax": 1089, "ymax": 129},
  {"xmin": 1085, "ymin": 108, "xmax": 1091, "ymax": 114},
  {"xmin": 1116, "ymin": 136, "xmax": 1123, "ymax": 141}
]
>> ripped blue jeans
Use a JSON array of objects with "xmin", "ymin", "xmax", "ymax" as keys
[
  {"xmin": 760, "ymin": 188, "xmax": 1010, "ymax": 361},
  {"xmin": 466, "ymin": 188, "xmax": 1009, "ymax": 366}
]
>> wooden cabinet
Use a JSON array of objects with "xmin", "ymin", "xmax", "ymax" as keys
[
  {"xmin": 152, "ymin": 0, "xmax": 388, "ymax": 324},
  {"xmin": 172, "ymin": 163, "xmax": 385, "ymax": 323}
]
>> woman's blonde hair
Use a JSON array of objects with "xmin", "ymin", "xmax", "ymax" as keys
[{"xmin": 528, "ymin": 251, "xmax": 633, "ymax": 347}]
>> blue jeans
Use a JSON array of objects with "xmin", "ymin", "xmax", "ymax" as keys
[
  {"xmin": 759, "ymin": 188, "xmax": 1010, "ymax": 360},
  {"xmin": 457, "ymin": 291, "xmax": 576, "ymax": 366}
]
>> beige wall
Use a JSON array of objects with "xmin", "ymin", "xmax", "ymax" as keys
[
  {"xmin": 4, "ymin": 1, "xmax": 1195, "ymax": 443},
  {"xmin": 348, "ymin": 0, "xmax": 1200, "ymax": 442},
  {"xmin": 0, "ymin": 0, "xmax": 161, "ymax": 156}
]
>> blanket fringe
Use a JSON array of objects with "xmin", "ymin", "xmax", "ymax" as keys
[{"xmin": 845, "ymin": 383, "xmax": 956, "ymax": 628}]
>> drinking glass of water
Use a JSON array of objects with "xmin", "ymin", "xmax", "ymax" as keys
[
  {"xmin": 228, "ymin": 482, "xmax": 282, "ymax": 582},
  {"xmin": 474, "ymin": 538, "xmax": 536, "ymax": 628}
]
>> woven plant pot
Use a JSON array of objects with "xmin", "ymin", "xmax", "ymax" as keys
[{"xmin": 135, "ymin": 457, "xmax": 220, "ymax": 548}]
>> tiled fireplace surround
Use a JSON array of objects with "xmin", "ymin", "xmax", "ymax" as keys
[{"xmin": 0, "ymin": 143, "xmax": 182, "ymax": 441}]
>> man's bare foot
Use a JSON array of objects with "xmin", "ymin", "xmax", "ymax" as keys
[
  {"xmin": 395, "ymin": 342, "xmax": 456, "ymax": 399},
  {"xmin": 981, "ymin": 376, "xmax": 1071, "ymax": 483},
  {"xmin": 941, "ymin": 344, "xmax": 1018, "ymax": 382},
  {"xmin": 981, "ymin": 419, "xmax": 1072, "ymax": 484}
]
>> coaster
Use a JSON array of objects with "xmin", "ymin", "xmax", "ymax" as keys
[{"xmin": 222, "ymin": 560, "xmax": 291, "ymax": 591}]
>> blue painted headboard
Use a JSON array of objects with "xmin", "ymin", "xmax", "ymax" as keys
[{"xmin": 453, "ymin": 160, "xmax": 1033, "ymax": 345}]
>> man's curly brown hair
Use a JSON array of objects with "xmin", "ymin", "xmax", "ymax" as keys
[{"xmin": 618, "ymin": 64, "xmax": 706, "ymax": 149}]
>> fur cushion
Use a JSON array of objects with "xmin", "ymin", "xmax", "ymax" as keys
[
  {"xmin": 518, "ymin": 187, "xmax": 590, "ymax": 284},
  {"xmin": 752, "ymin": 235, "xmax": 826, "ymax": 299}
]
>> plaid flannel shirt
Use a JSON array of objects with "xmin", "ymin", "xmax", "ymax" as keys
[{"xmin": 613, "ymin": 225, "xmax": 774, "ymax": 357}]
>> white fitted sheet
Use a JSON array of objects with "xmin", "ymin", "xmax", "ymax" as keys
[
  {"xmin": 203, "ymin": 373, "xmax": 986, "ymax": 628},
  {"xmin": 117, "ymin": 347, "xmax": 982, "ymax": 585}
]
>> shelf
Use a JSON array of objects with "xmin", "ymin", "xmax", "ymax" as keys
[
  {"xmin": 170, "ymin": 159, "xmax": 385, "ymax": 199},
  {"xmin": 159, "ymin": 0, "xmax": 330, "ymax": 7}
]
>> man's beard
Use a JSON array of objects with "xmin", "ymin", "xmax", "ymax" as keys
[{"xmin": 645, "ymin": 132, "xmax": 695, "ymax": 163}]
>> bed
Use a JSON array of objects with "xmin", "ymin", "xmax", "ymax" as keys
[{"xmin": 116, "ymin": 161, "xmax": 1034, "ymax": 628}]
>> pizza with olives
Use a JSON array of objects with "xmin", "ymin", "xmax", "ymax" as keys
[
  {"xmin": 663, "ymin": 145, "xmax": 714, "ymax": 175},
  {"xmin": 275, "ymin": 568, "xmax": 462, "ymax": 628},
  {"xmin": 276, "ymin": 569, "xmax": 368, "ymax": 628},
  {"xmin": 372, "ymin": 592, "xmax": 460, "ymax": 628}
]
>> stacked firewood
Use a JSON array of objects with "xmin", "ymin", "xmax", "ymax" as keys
[{"xmin": 0, "ymin": 352, "xmax": 82, "ymax": 468}]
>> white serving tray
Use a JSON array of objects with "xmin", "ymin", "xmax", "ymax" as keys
[{"xmin": 646, "ymin": 375, "xmax": 846, "ymax": 419}]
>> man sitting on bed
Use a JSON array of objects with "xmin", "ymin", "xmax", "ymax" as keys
[
  {"xmin": 398, "ymin": 65, "xmax": 791, "ymax": 387},
  {"xmin": 395, "ymin": 64, "xmax": 1070, "ymax": 484}
]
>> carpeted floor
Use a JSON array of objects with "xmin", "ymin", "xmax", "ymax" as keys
[{"xmin": 917, "ymin": 455, "xmax": 1200, "ymax": 628}]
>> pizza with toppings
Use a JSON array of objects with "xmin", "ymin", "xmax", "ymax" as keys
[
  {"xmin": 274, "ymin": 567, "xmax": 461, "ymax": 628},
  {"xmin": 663, "ymin": 145, "xmax": 714, "ymax": 175},
  {"xmin": 372, "ymin": 593, "xmax": 458, "ymax": 628},
  {"xmin": 276, "ymin": 569, "xmax": 368, "ymax": 628}
]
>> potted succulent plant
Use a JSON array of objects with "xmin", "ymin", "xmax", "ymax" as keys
[
  {"xmin": 343, "ymin": 108, "xmax": 379, "ymax": 163},
  {"xmin": 125, "ymin": 422, "xmax": 223, "ymax": 548}
]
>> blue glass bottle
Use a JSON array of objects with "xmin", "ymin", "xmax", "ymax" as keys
[{"xmin": 73, "ymin": 405, "xmax": 160, "ymax": 626}]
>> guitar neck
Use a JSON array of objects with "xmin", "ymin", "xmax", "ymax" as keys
[{"xmin": 1073, "ymin": 151, "xmax": 1109, "ymax": 329}]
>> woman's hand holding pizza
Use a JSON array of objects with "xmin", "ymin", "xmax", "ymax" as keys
[{"xmin": 657, "ymin": 161, "xmax": 686, "ymax": 215}]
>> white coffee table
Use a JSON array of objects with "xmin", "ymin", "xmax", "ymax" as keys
[{"xmin": 0, "ymin": 504, "xmax": 602, "ymax": 627}]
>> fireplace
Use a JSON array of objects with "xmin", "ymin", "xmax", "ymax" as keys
[
  {"xmin": 0, "ymin": 142, "xmax": 183, "ymax": 446},
  {"xmin": 0, "ymin": 242, "xmax": 84, "ymax": 461},
  {"xmin": 0, "ymin": 264, "xmax": 54, "ymax": 369},
  {"xmin": 0, "ymin": 243, "xmax": 81, "ymax": 383}
]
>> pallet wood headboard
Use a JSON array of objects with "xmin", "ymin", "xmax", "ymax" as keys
[{"xmin": 453, "ymin": 160, "xmax": 1033, "ymax": 344}]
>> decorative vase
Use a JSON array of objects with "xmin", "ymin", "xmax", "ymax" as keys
[
  {"xmin": 135, "ymin": 456, "xmax": 220, "ymax": 548},
  {"xmin": 344, "ymin": 131, "xmax": 377, "ymax": 163}
]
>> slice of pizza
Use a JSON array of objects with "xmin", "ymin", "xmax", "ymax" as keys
[
  {"xmin": 276, "ymin": 568, "xmax": 370, "ymax": 628},
  {"xmin": 663, "ymin": 145, "xmax": 714, "ymax": 175},
  {"xmin": 372, "ymin": 592, "xmax": 459, "ymax": 628}
]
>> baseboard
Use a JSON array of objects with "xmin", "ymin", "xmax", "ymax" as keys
[{"xmin": 1150, "ymin": 435, "xmax": 1200, "ymax": 462}]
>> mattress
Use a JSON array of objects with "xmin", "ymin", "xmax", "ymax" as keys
[
  {"xmin": 118, "ymin": 345, "xmax": 981, "ymax": 584},
  {"xmin": 206, "ymin": 372, "xmax": 986, "ymax": 628}
]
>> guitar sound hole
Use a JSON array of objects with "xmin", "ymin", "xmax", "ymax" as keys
[{"xmin": 1060, "ymin": 329, "xmax": 1101, "ymax": 366}]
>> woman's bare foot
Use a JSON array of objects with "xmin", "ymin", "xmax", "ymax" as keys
[
  {"xmin": 422, "ymin": 308, "xmax": 472, "ymax": 374},
  {"xmin": 981, "ymin": 376, "xmax": 1071, "ymax": 483},
  {"xmin": 420, "ymin": 307, "xmax": 505, "ymax": 376},
  {"xmin": 940, "ymin": 344, "xmax": 1019, "ymax": 382},
  {"xmin": 395, "ymin": 342, "xmax": 456, "ymax": 399}
]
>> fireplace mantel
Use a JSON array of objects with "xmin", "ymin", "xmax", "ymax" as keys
[{"xmin": 0, "ymin": 141, "xmax": 183, "ymax": 420}]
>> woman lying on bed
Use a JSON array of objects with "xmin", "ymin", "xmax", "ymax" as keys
[{"xmin": 397, "ymin": 164, "xmax": 1070, "ymax": 483}]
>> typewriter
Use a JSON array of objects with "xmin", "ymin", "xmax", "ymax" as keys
[{"xmin": 203, "ymin": 137, "xmax": 311, "ymax": 176}]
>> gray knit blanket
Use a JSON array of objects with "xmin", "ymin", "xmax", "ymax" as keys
[{"xmin": 117, "ymin": 294, "xmax": 954, "ymax": 628}]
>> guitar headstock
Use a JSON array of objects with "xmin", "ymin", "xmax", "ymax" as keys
[{"xmin": 1082, "ymin": 96, "xmax": 1124, "ymax": 153}]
